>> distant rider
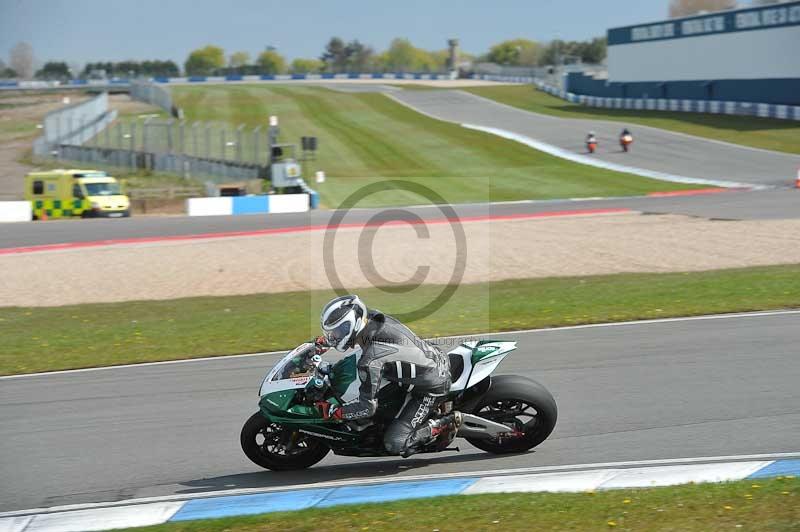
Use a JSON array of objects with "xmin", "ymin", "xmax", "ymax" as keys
[
  {"xmin": 586, "ymin": 131, "xmax": 598, "ymax": 153},
  {"xmin": 620, "ymin": 128, "xmax": 633, "ymax": 151},
  {"xmin": 314, "ymin": 295, "xmax": 462, "ymax": 457}
]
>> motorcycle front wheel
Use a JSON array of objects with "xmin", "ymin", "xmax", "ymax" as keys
[
  {"xmin": 240, "ymin": 412, "xmax": 330, "ymax": 471},
  {"xmin": 465, "ymin": 375, "xmax": 558, "ymax": 454}
]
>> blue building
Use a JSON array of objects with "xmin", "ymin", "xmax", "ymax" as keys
[{"xmin": 566, "ymin": 1, "xmax": 800, "ymax": 105}]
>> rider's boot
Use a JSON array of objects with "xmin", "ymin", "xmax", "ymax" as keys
[
  {"xmin": 429, "ymin": 411, "xmax": 463, "ymax": 450},
  {"xmin": 400, "ymin": 412, "xmax": 463, "ymax": 458}
]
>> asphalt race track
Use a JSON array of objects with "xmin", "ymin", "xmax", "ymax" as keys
[
  {"xmin": 1, "ymin": 311, "xmax": 798, "ymax": 512},
  {"xmin": 2, "ymin": 189, "xmax": 799, "ymax": 250},
  {"xmin": 391, "ymin": 90, "xmax": 800, "ymax": 188}
]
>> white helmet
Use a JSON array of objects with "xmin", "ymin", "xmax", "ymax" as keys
[{"xmin": 321, "ymin": 295, "xmax": 367, "ymax": 352}]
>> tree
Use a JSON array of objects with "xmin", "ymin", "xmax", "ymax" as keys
[
  {"xmin": 9, "ymin": 42, "xmax": 34, "ymax": 79},
  {"xmin": 291, "ymin": 58, "xmax": 323, "ymax": 74},
  {"xmin": 320, "ymin": 37, "xmax": 348, "ymax": 72},
  {"xmin": 344, "ymin": 40, "xmax": 374, "ymax": 72},
  {"xmin": 384, "ymin": 38, "xmax": 416, "ymax": 71},
  {"xmin": 257, "ymin": 49, "xmax": 287, "ymax": 74},
  {"xmin": 184, "ymin": 45, "xmax": 225, "ymax": 75},
  {"xmin": 0, "ymin": 59, "xmax": 15, "ymax": 78},
  {"xmin": 487, "ymin": 39, "xmax": 541, "ymax": 66},
  {"xmin": 668, "ymin": 0, "xmax": 737, "ymax": 18},
  {"xmin": 35, "ymin": 61, "xmax": 70, "ymax": 80},
  {"xmin": 229, "ymin": 51, "xmax": 250, "ymax": 68}
]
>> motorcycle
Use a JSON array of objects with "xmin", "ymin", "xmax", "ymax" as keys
[
  {"xmin": 620, "ymin": 134, "xmax": 633, "ymax": 152},
  {"xmin": 586, "ymin": 139, "xmax": 598, "ymax": 154},
  {"xmin": 241, "ymin": 339, "xmax": 558, "ymax": 471}
]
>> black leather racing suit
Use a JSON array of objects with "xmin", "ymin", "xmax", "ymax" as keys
[{"xmin": 339, "ymin": 310, "xmax": 451, "ymax": 457}]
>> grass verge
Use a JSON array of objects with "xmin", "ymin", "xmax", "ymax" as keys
[
  {"xmin": 2, "ymin": 264, "xmax": 799, "ymax": 376},
  {"xmin": 464, "ymin": 85, "xmax": 800, "ymax": 155},
  {"xmin": 126, "ymin": 476, "xmax": 799, "ymax": 531},
  {"xmin": 169, "ymin": 84, "xmax": 699, "ymax": 207}
]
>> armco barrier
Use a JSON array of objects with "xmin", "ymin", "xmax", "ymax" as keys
[
  {"xmin": 187, "ymin": 194, "xmax": 310, "ymax": 217},
  {"xmin": 0, "ymin": 201, "xmax": 32, "ymax": 222},
  {"xmin": 474, "ymin": 75, "xmax": 800, "ymax": 121}
]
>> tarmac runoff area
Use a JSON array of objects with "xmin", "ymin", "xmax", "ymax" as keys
[{"xmin": 2, "ymin": 209, "xmax": 800, "ymax": 307}]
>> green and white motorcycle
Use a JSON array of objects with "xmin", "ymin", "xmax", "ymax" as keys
[{"xmin": 241, "ymin": 340, "xmax": 557, "ymax": 471}]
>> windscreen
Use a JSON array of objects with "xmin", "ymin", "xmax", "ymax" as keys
[{"xmin": 84, "ymin": 182, "xmax": 121, "ymax": 196}]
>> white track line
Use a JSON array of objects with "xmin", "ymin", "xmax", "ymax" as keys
[
  {"xmin": 463, "ymin": 123, "xmax": 759, "ymax": 189},
  {"xmin": 2, "ymin": 452, "xmax": 798, "ymax": 518},
  {"xmin": 2, "ymin": 309, "xmax": 797, "ymax": 380}
]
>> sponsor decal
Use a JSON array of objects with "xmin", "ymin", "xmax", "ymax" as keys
[
  {"xmin": 411, "ymin": 396, "xmax": 435, "ymax": 427},
  {"xmin": 291, "ymin": 375, "xmax": 311, "ymax": 385}
]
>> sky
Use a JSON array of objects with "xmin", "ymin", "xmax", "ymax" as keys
[{"xmin": 0, "ymin": 0, "xmax": 675, "ymax": 68}]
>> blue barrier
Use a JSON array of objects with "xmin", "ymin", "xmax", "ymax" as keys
[
  {"xmin": 475, "ymin": 75, "xmax": 800, "ymax": 121},
  {"xmin": 231, "ymin": 196, "xmax": 269, "ymax": 215}
]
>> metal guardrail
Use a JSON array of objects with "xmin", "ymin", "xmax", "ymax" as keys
[
  {"xmin": 57, "ymin": 145, "xmax": 266, "ymax": 183},
  {"xmin": 128, "ymin": 186, "xmax": 205, "ymax": 199}
]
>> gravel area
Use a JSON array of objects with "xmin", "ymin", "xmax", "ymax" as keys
[{"xmin": 2, "ymin": 212, "xmax": 800, "ymax": 307}]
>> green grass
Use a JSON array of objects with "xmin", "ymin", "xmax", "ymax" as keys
[
  {"xmin": 464, "ymin": 85, "xmax": 800, "ymax": 155},
  {"xmin": 126, "ymin": 476, "xmax": 800, "ymax": 532},
  {"xmin": 168, "ymin": 84, "xmax": 700, "ymax": 207},
  {"xmin": 2, "ymin": 264, "xmax": 799, "ymax": 376}
]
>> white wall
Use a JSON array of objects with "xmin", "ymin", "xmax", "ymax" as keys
[
  {"xmin": 269, "ymin": 194, "xmax": 309, "ymax": 214},
  {"xmin": 0, "ymin": 201, "xmax": 32, "ymax": 222},
  {"xmin": 186, "ymin": 197, "xmax": 232, "ymax": 216},
  {"xmin": 608, "ymin": 25, "xmax": 800, "ymax": 82}
]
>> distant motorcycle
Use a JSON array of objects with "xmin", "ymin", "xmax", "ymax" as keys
[
  {"xmin": 241, "ymin": 340, "xmax": 558, "ymax": 471},
  {"xmin": 620, "ymin": 131, "xmax": 633, "ymax": 152},
  {"xmin": 586, "ymin": 136, "xmax": 598, "ymax": 154}
]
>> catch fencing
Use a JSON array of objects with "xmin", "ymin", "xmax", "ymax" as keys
[
  {"xmin": 35, "ymin": 88, "xmax": 271, "ymax": 182},
  {"xmin": 55, "ymin": 117, "xmax": 272, "ymax": 183},
  {"xmin": 130, "ymin": 80, "xmax": 181, "ymax": 118},
  {"xmin": 32, "ymin": 92, "xmax": 118, "ymax": 156}
]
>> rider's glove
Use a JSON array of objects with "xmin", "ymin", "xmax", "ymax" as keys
[
  {"xmin": 314, "ymin": 336, "xmax": 330, "ymax": 355},
  {"xmin": 316, "ymin": 400, "xmax": 342, "ymax": 421}
]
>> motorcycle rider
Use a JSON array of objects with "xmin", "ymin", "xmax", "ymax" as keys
[
  {"xmin": 314, "ymin": 295, "xmax": 462, "ymax": 457},
  {"xmin": 586, "ymin": 131, "xmax": 598, "ymax": 153},
  {"xmin": 620, "ymin": 128, "xmax": 633, "ymax": 149}
]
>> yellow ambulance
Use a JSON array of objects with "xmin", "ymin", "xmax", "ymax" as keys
[{"xmin": 24, "ymin": 169, "xmax": 131, "ymax": 219}]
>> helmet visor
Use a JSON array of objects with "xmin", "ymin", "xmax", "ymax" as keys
[{"xmin": 324, "ymin": 320, "xmax": 352, "ymax": 347}]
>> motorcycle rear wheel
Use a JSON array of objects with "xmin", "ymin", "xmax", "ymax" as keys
[
  {"xmin": 241, "ymin": 412, "xmax": 330, "ymax": 471},
  {"xmin": 465, "ymin": 375, "xmax": 557, "ymax": 454}
]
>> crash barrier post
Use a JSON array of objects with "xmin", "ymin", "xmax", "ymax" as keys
[{"xmin": 0, "ymin": 201, "xmax": 33, "ymax": 222}]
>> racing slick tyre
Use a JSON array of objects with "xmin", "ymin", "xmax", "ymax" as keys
[
  {"xmin": 465, "ymin": 375, "xmax": 557, "ymax": 454},
  {"xmin": 240, "ymin": 412, "xmax": 330, "ymax": 471}
]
